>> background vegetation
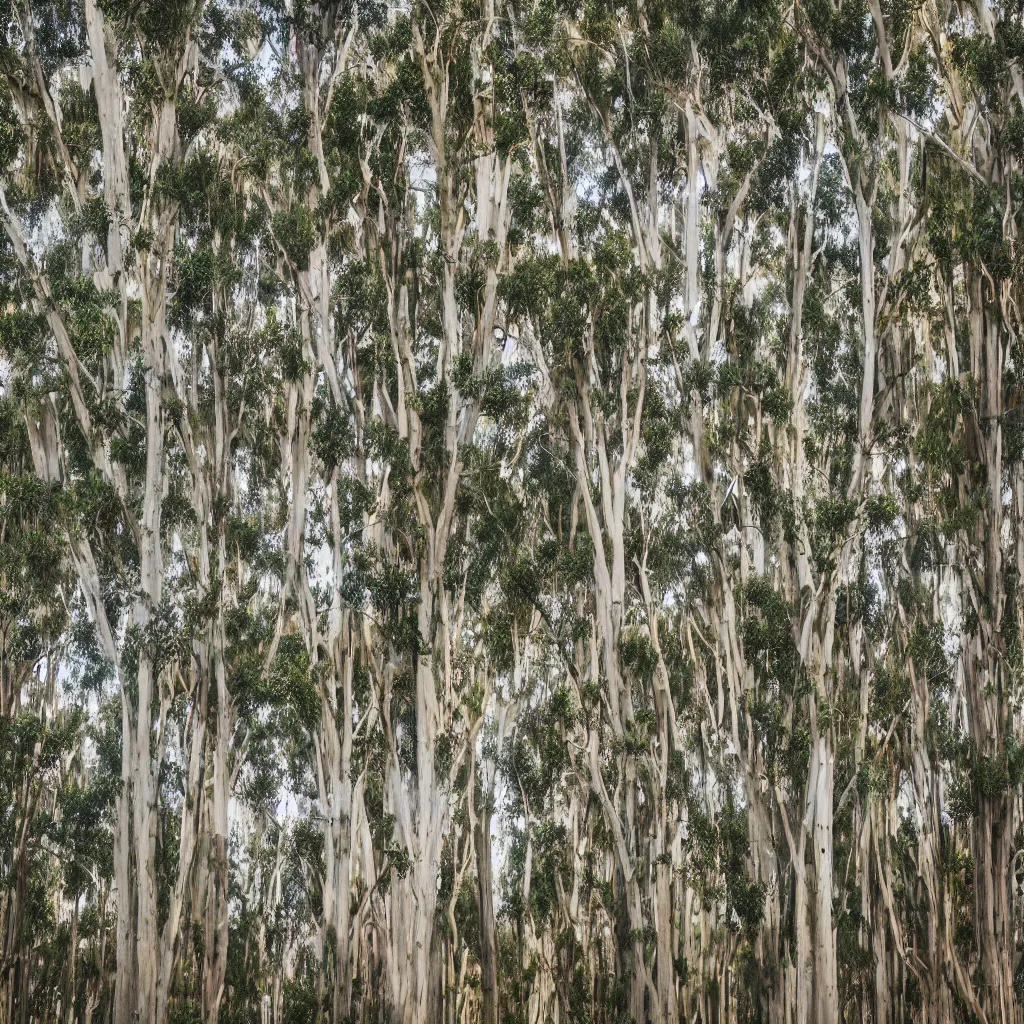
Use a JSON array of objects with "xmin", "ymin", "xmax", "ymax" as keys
[{"xmin": 1, "ymin": 0, "xmax": 1024, "ymax": 1021}]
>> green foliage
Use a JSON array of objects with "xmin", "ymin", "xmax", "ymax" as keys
[{"xmin": 3, "ymin": 0, "xmax": 1024, "ymax": 1020}]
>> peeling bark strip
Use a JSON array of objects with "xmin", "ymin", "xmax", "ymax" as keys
[{"xmin": 2, "ymin": 0, "xmax": 1024, "ymax": 1022}]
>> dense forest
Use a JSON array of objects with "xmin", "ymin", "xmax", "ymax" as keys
[{"xmin": 1, "ymin": 0, "xmax": 1024, "ymax": 1021}]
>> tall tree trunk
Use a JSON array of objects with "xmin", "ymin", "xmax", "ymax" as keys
[{"xmin": 474, "ymin": 788, "xmax": 498, "ymax": 1024}]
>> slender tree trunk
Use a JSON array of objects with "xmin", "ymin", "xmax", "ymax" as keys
[
  {"xmin": 204, "ymin": 633, "xmax": 231, "ymax": 1024},
  {"xmin": 474, "ymin": 791, "xmax": 498, "ymax": 1024}
]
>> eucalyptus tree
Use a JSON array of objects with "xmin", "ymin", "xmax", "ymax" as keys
[
  {"xmin": 3, "ymin": 0, "xmax": 1024, "ymax": 1022},
  {"xmin": 220, "ymin": 4, "xmax": 374, "ymax": 1017},
  {"xmin": 908, "ymin": 3, "xmax": 1024, "ymax": 1019},
  {"xmin": 0, "ymin": 386, "xmax": 85, "ymax": 1021},
  {"xmin": 0, "ymin": 4, "xmax": 279, "ymax": 1023},
  {"xmin": 346, "ymin": 0, "xmax": 530, "ymax": 1008},
  {"xmin": 228, "ymin": 1, "xmax": 537, "ymax": 1020}
]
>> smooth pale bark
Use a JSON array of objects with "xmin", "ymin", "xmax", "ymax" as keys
[
  {"xmin": 203, "ymin": 637, "xmax": 231, "ymax": 1024},
  {"xmin": 962, "ymin": 276, "xmax": 1018, "ymax": 1024},
  {"xmin": 473, "ymin": 788, "xmax": 498, "ymax": 1024}
]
